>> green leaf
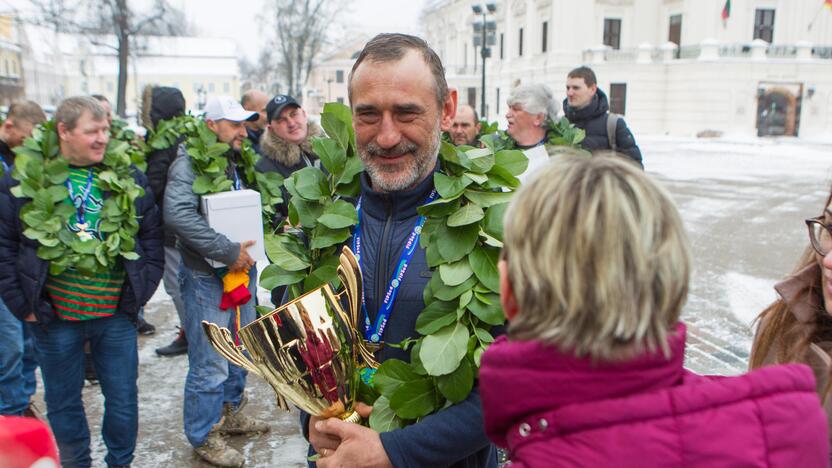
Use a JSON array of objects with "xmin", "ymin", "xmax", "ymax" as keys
[
  {"xmin": 487, "ymin": 165, "xmax": 520, "ymax": 189},
  {"xmin": 438, "ymin": 260, "xmax": 473, "ymax": 286},
  {"xmin": 464, "ymin": 148, "xmax": 496, "ymax": 174},
  {"xmin": 264, "ymin": 234, "xmax": 310, "ymax": 271},
  {"xmin": 482, "ymin": 203, "xmax": 508, "ymax": 242},
  {"xmin": 433, "ymin": 275, "xmax": 478, "ymax": 302},
  {"xmin": 417, "ymin": 198, "xmax": 460, "ymax": 218},
  {"xmin": 389, "ymin": 377, "xmax": 438, "ymax": 419},
  {"xmin": 468, "ymin": 295, "xmax": 505, "ymax": 326},
  {"xmin": 434, "ymin": 172, "xmax": 472, "ymax": 200},
  {"xmin": 473, "ymin": 327, "xmax": 495, "ymax": 344},
  {"xmin": 302, "ymin": 263, "xmax": 338, "ymax": 292},
  {"xmin": 368, "ymin": 395, "xmax": 405, "ymax": 433},
  {"xmin": 494, "ymin": 150, "xmax": 529, "ymax": 177},
  {"xmin": 469, "ymin": 247, "xmax": 500, "ymax": 293},
  {"xmin": 260, "ymin": 264, "xmax": 305, "ymax": 290},
  {"xmin": 373, "ymin": 359, "xmax": 421, "ymax": 396},
  {"xmin": 291, "ymin": 167, "xmax": 328, "ymax": 201},
  {"xmin": 446, "ymin": 203, "xmax": 484, "ymax": 227},
  {"xmin": 436, "ymin": 222, "xmax": 479, "ymax": 262},
  {"xmin": 312, "ymin": 137, "xmax": 347, "ymax": 177},
  {"xmin": 256, "ymin": 305, "xmax": 274, "ymax": 316},
  {"xmin": 309, "ymin": 225, "xmax": 351, "ymax": 250},
  {"xmin": 317, "ymin": 200, "xmax": 358, "ymax": 229},
  {"xmin": 192, "ymin": 175, "xmax": 214, "ymax": 194},
  {"xmin": 420, "ymin": 322, "xmax": 469, "ymax": 376},
  {"xmin": 337, "ymin": 156, "xmax": 364, "ymax": 187},
  {"xmin": 414, "ymin": 300, "xmax": 458, "ymax": 335},
  {"xmin": 121, "ymin": 251, "xmax": 139, "ymax": 261},
  {"xmin": 437, "ymin": 359, "xmax": 474, "ymax": 403},
  {"xmin": 463, "ymin": 189, "xmax": 513, "ymax": 208}
]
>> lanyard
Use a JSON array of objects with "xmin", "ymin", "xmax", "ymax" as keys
[
  {"xmin": 1, "ymin": 159, "xmax": 9, "ymax": 174},
  {"xmin": 232, "ymin": 166, "xmax": 242, "ymax": 191},
  {"xmin": 65, "ymin": 169, "xmax": 95, "ymax": 225},
  {"xmin": 353, "ymin": 189, "xmax": 438, "ymax": 343}
]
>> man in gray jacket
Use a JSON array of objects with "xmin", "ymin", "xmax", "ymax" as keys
[{"xmin": 163, "ymin": 96, "xmax": 268, "ymax": 468}]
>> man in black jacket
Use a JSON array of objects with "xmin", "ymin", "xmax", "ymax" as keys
[
  {"xmin": 309, "ymin": 33, "xmax": 497, "ymax": 468},
  {"xmin": 140, "ymin": 85, "xmax": 191, "ymax": 356},
  {"xmin": 0, "ymin": 96, "xmax": 164, "ymax": 468},
  {"xmin": 563, "ymin": 66, "xmax": 643, "ymax": 168}
]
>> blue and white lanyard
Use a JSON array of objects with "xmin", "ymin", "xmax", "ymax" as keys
[
  {"xmin": 65, "ymin": 169, "xmax": 95, "ymax": 225},
  {"xmin": 1, "ymin": 159, "xmax": 9, "ymax": 174},
  {"xmin": 353, "ymin": 189, "xmax": 438, "ymax": 343},
  {"xmin": 232, "ymin": 167, "xmax": 242, "ymax": 190}
]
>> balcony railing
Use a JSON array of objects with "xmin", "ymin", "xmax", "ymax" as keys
[{"xmin": 584, "ymin": 40, "xmax": 827, "ymax": 64}]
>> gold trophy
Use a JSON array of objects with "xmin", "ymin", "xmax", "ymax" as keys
[{"xmin": 202, "ymin": 246, "xmax": 378, "ymax": 423}]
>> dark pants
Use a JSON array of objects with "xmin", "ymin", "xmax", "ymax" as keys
[{"xmin": 30, "ymin": 314, "xmax": 138, "ymax": 468}]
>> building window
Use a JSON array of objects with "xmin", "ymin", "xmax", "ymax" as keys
[
  {"xmin": 753, "ymin": 9, "xmax": 775, "ymax": 43},
  {"xmin": 603, "ymin": 18, "xmax": 621, "ymax": 50},
  {"xmin": 336, "ymin": 70, "xmax": 344, "ymax": 83},
  {"xmin": 541, "ymin": 21, "xmax": 548, "ymax": 53},
  {"xmin": 208, "ymin": 82, "xmax": 215, "ymax": 92},
  {"xmin": 499, "ymin": 33, "xmax": 504, "ymax": 59},
  {"xmin": 223, "ymin": 82, "xmax": 230, "ymax": 93},
  {"xmin": 609, "ymin": 83, "xmax": 627, "ymax": 115},
  {"xmin": 518, "ymin": 28, "xmax": 524, "ymax": 56},
  {"xmin": 337, "ymin": 97, "xmax": 344, "ymax": 104}
]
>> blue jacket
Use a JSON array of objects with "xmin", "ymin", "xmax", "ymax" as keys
[
  {"xmin": 302, "ymin": 168, "xmax": 497, "ymax": 468},
  {"xmin": 0, "ymin": 167, "xmax": 165, "ymax": 325}
]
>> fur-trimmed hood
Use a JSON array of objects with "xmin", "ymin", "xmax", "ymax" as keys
[{"xmin": 259, "ymin": 121, "xmax": 323, "ymax": 167}]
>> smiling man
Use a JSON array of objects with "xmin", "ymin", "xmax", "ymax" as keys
[
  {"xmin": 305, "ymin": 33, "xmax": 497, "ymax": 468},
  {"xmin": 0, "ymin": 96, "xmax": 164, "ymax": 468}
]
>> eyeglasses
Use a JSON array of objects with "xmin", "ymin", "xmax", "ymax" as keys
[{"xmin": 806, "ymin": 216, "xmax": 832, "ymax": 256}]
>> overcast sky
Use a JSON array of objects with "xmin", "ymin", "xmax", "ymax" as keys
[{"xmin": 178, "ymin": 0, "xmax": 428, "ymax": 61}]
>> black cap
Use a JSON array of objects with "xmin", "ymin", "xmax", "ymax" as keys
[{"xmin": 266, "ymin": 94, "xmax": 300, "ymax": 122}]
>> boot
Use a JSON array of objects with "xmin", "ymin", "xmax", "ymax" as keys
[
  {"xmin": 218, "ymin": 395, "xmax": 270, "ymax": 435},
  {"xmin": 155, "ymin": 328, "xmax": 187, "ymax": 357},
  {"xmin": 136, "ymin": 317, "xmax": 156, "ymax": 335},
  {"xmin": 193, "ymin": 427, "xmax": 244, "ymax": 468}
]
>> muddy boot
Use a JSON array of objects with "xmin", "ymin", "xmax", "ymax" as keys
[
  {"xmin": 155, "ymin": 327, "xmax": 187, "ymax": 357},
  {"xmin": 218, "ymin": 395, "xmax": 270, "ymax": 435},
  {"xmin": 194, "ymin": 428, "xmax": 244, "ymax": 468}
]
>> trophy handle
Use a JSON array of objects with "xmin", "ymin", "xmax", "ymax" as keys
[
  {"xmin": 201, "ymin": 321, "xmax": 263, "ymax": 377},
  {"xmin": 337, "ymin": 247, "xmax": 379, "ymax": 369}
]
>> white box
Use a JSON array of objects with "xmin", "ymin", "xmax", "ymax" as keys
[{"xmin": 200, "ymin": 189, "xmax": 267, "ymax": 268}]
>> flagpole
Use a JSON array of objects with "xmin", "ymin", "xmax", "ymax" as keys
[{"xmin": 808, "ymin": 2, "xmax": 827, "ymax": 31}]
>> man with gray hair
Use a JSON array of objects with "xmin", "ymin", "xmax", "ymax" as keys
[
  {"xmin": 505, "ymin": 83, "xmax": 558, "ymax": 149},
  {"xmin": 0, "ymin": 95, "xmax": 164, "ymax": 467},
  {"xmin": 308, "ymin": 33, "xmax": 497, "ymax": 468}
]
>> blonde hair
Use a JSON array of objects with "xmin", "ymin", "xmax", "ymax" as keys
[{"xmin": 503, "ymin": 154, "xmax": 691, "ymax": 360}]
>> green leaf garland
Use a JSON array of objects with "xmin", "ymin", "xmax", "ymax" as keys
[{"xmin": 11, "ymin": 121, "xmax": 144, "ymax": 276}]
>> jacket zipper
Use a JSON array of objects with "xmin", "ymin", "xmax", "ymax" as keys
[{"xmin": 374, "ymin": 198, "xmax": 393, "ymax": 334}]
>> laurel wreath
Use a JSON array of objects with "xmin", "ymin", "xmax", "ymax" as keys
[{"xmin": 11, "ymin": 120, "xmax": 144, "ymax": 276}]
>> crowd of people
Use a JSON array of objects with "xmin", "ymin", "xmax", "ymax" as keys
[{"xmin": 0, "ymin": 31, "xmax": 830, "ymax": 468}]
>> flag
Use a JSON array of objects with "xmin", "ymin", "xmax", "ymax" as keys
[
  {"xmin": 722, "ymin": 0, "xmax": 731, "ymax": 21},
  {"xmin": 826, "ymin": 0, "xmax": 832, "ymax": 11}
]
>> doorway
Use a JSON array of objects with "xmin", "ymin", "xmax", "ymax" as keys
[{"xmin": 756, "ymin": 82, "xmax": 802, "ymax": 137}]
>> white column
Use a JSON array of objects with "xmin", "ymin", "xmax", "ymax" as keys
[
  {"xmin": 796, "ymin": 40, "xmax": 813, "ymax": 60},
  {"xmin": 660, "ymin": 42, "xmax": 678, "ymax": 62},
  {"xmin": 698, "ymin": 38, "xmax": 719, "ymax": 61},
  {"xmin": 749, "ymin": 39, "xmax": 768, "ymax": 61},
  {"xmin": 637, "ymin": 42, "xmax": 654, "ymax": 64}
]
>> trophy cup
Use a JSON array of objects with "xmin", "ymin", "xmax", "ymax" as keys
[{"xmin": 202, "ymin": 246, "xmax": 378, "ymax": 423}]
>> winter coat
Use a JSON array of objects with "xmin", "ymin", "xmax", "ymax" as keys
[
  {"xmin": 142, "ymin": 85, "xmax": 186, "ymax": 247},
  {"xmin": 300, "ymin": 169, "xmax": 498, "ymax": 468},
  {"xmin": 480, "ymin": 323, "xmax": 828, "ymax": 467},
  {"xmin": 0, "ymin": 168, "xmax": 164, "ymax": 325},
  {"xmin": 246, "ymin": 127, "xmax": 263, "ymax": 155},
  {"xmin": 163, "ymin": 146, "xmax": 244, "ymax": 274},
  {"xmin": 750, "ymin": 261, "xmax": 832, "ymax": 460},
  {"xmin": 256, "ymin": 121, "xmax": 323, "ymax": 226},
  {"xmin": 563, "ymin": 88, "xmax": 643, "ymax": 167}
]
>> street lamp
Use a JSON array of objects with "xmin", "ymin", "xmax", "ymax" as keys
[{"xmin": 472, "ymin": 3, "xmax": 497, "ymax": 120}]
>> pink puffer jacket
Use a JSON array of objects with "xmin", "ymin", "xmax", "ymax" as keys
[{"xmin": 480, "ymin": 323, "xmax": 828, "ymax": 467}]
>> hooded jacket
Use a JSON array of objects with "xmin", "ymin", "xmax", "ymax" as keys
[
  {"xmin": 563, "ymin": 88, "xmax": 643, "ymax": 167},
  {"xmin": 256, "ymin": 121, "xmax": 323, "ymax": 224},
  {"xmin": 480, "ymin": 323, "xmax": 828, "ymax": 467},
  {"xmin": 141, "ymin": 85, "xmax": 186, "ymax": 247}
]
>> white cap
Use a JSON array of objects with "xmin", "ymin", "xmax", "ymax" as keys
[{"xmin": 203, "ymin": 95, "xmax": 258, "ymax": 122}]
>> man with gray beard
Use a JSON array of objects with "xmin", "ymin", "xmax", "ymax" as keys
[{"xmin": 304, "ymin": 33, "xmax": 498, "ymax": 468}]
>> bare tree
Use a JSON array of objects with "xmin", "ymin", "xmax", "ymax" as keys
[
  {"xmin": 264, "ymin": 0, "xmax": 345, "ymax": 102},
  {"xmin": 28, "ymin": 0, "xmax": 188, "ymax": 117}
]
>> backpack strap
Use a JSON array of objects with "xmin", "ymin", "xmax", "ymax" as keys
[{"xmin": 606, "ymin": 113, "xmax": 620, "ymax": 151}]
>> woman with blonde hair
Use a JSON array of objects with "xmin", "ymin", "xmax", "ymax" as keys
[
  {"xmin": 750, "ymin": 187, "xmax": 832, "ymax": 459},
  {"xmin": 479, "ymin": 155, "xmax": 828, "ymax": 467}
]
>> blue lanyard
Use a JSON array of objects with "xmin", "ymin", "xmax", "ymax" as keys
[
  {"xmin": 232, "ymin": 168, "xmax": 241, "ymax": 190},
  {"xmin": 65, "ymin": 169, "xmax": 95, "ymax": 225},
  {"xmin": 1, "ymin": 159, "xmax": 9, "ymax": 174},
  {"xmin": 353, "ymin": 189, "xmax": 438, "ymax": 343}
]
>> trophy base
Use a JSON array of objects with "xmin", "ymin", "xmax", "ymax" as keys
[{"xmin": 340, "ymin": 410, "xmax": 361, "ymax": 424}]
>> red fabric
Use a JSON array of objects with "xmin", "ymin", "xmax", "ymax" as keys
[
  {"xmin": 480, "ymin": 323, "xmax": 829, "ymax": 467},
  {"xmin": 220, "ymin": 283, "xmax": 251, "ymax": 311},
  {"xmin": 0, "ymin": 416, "xmax": 59, "ymax": 468}
]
